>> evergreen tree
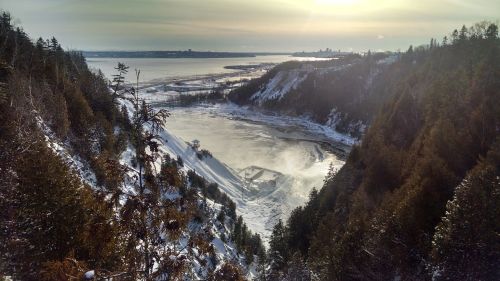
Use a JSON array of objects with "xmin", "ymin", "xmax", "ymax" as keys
[
  {"xmin": 268, "ymin": 219, "xmax": 289, "ymax": 272},
  {"xmin": 485, "ymin": 23, "xmax": 498, "ymax": 40},
  {"xmin": 262, "ymin": 21, "xmax": 500, "ymax": 280},
  {"xmin": 431, "ymin": 153, "xmax": 500, "ymax": 281},
  {"xmin": 459, "ymin": 25, "xmax": 468, "ymax": 41},
  {"xmin": 111, "ymin": 65, "xmax": 183, "ymax": 279},
  {"xmin": 111, "ymin": 62, "xmax": 129, "ymax": 102},
  {"xmin": 451, "ymin": 29, "xmax": 459, "ymax": 43}
]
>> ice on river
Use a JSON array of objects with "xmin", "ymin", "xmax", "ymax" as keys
[
  {"xmin": 88, "ymin": 55, "xmax": 349, "ymax": 244},
  {"xmin": 162, "ymin": 104, "xmax": 345, "ymax": 243}
]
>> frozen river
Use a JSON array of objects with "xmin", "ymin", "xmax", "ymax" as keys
[
  {"xmin": 162, "ymin": 104, "xmax": 346, "ymax": 241},
  {"xmin": 87, "ymin": 56, "xmax": 347, "ymax": 241},
  {"xmin": 166, "ymin": 105, "xmax": 344, "ymax": 200}
]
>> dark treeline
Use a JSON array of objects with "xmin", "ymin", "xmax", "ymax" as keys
[
  {"xmin": 228, "ymin": 53, "xmax": 395, "ymax": 137},
  {"xmin": 176, "ymin": 88, "xmax": 226, "ymax": 106},
  {"xmin": 263, "ymin": 22, "xmax": 500, "ymax": 280},
  {"xmin": 0, "ymin": 11, "xmax": 260, "ymax": 280},
  {"xmin": 0, "ymin": 9, "xmax": 129, "ymax": 279}
]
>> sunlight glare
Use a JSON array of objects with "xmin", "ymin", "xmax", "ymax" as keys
[{"xmin": 315, "ymin": 0, "xmax": 360, "ymax": 6}]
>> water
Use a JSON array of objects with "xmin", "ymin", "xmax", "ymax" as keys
[
  {"xmin": 164, "ymin": 105, "xmax": 344, "ymax": 240},
  {"xmin": 86, "ymin": 55, "xmax": 316, "ymax": 82},
  {"xmin": 87, "ymin": 56, "xmax": 345, "ymax": 238},
  {"xmin": 166, "ymin": 106, "xmax": 343, "ymax": 194}
]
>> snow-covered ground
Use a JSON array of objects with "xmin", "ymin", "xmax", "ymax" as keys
[
  {"xmin": 207, "ymin": 103, "xmax": 356, "ymax": 146},
  {"xmin": 37, "ymin": 116, "xmax": 98, "ymax": 187},
  {"xmin": 89, "ymin": 57, "xmax": 353, "ymax": 245},
  {"xmin": 117, "ymin": 99, "xmax": 259, "ymax": 279},
  {"xmin": 154, "ymin": 104, "xmax": 348, "ymax": 243},
  {"xmin": 250, "ymin": 68, "xmax": 311, "ymax": 105},
  {"xmin": 114, "ymin": 84, "xmax": 353, "ymax": 244}
]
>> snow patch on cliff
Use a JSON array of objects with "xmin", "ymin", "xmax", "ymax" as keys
[
  {"xmin": 250, "ymin": 68, "xmax": 311, "ymax": 105},
  {"xmin": 36, "ymin": 116, "xmax": 98, "ymax": 187}
]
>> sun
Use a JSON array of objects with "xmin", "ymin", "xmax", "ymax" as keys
[{"xmin": 315, "ymin": 0, "xmax": 360, "ymax": 6}]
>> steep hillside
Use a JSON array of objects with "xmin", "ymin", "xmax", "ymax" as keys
[
  {"xmin": 264, "ymin": 23, "xmax": 500, "ymax": 280},
  {"xmin": 0, "ymin": 12, "xmax": 263, "ymax": 280},
  {"xmin": 228, "ymin": 53, "xmax": 399, "ymax": 138}
]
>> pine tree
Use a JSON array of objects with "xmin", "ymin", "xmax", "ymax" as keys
[
  {"xmin": 3, "ymin": 142, "xmax": 120, "ymax": 280},
  {"xmin": 268, "ymin": 219, "xmax": 289, "ymax": 272},
  {"xmin": 485, "ymin": 23, "xmax": 499, "ymax": 40},
  {"xmin": 451, "ymin": 29, "xmax": 459, "ymax": 44},
  {"xmin": 442, "ymin": 36, "xmax": 448, "ymax": 46},
  {"xmin": 431, "ymin": 159, "xmax": 500, "ymax": 281},
  {"xmin": 111, "ymin": 62, "xmax": 129, "ymax": 102},
  {"xmin": 51, "ymin": 91, "xmax": 70, "ymax": 138},
  {"xmin": 459, "ymin": 25, "xmax": 468, "ymax": 41},
  {"xmin": 112, "ymin": 65, "xmax": 178, "ymax": 279}
]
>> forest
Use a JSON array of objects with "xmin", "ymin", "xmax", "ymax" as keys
[
  {"xmin": 228, "ymin": 51, "xmax": 397, "ymax": 137},
  {"xmin": 0, "ymin": 7, "xmax": 499, "ymax": 281},
  {"xmin": 263, "ymin": 22, "xmax": 500, "ymax": 280},
  {"xmin": 0, "ymin": 11, "xmax": 264, "ymax": 280}
]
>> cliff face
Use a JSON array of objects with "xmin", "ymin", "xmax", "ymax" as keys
[
  {"xmin": 228, "ymin": 54, "xmax": 399, "ymax": 138},
  {"xmin": 264, "ymin": 29, "xmax": 500, "ymax": 281},
  {"xmin": 0, "ymin": 12, "xmax": 260, "ymax": 280}
]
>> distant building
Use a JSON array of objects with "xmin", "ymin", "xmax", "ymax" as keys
[{"xmin": 292, "ymin": 49, "xmax": 353, "ymax": 58}]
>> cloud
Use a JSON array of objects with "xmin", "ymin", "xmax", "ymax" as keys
[{"xmin": 2, "ymin": 0, "xmax": 499, "ymax": 51}]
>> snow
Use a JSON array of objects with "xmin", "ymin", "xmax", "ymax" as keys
[
  {"xmin": 155, "ymin": 123, "xmax": 248, "ymax": 199},
  {"xmin": 88, "ymin": 56, "xmax": 357, "ymax": 276},
  {"xmin": 377, "ymin": 55, "xmax": 399, "ymax": 65},
  {"xmin": 84, "ymin": 270, "xmax": 95, "ymax": 279},
  {"xmin": 239, "ymin": 166, "xmax": 281, "ymax": 182},
  {"xmin": 116, "ymin": 97, "xmax": 257, "ymax": 278},
  {"xmin": 325, "ymin": 107, "xmax": 367, "ymax": 137},
  {"xmin": 36, "ymin": 117, "xmax": 98, "ymax": 188},
  {"xmin": 325, "ymin": 108, "xmax": 342, "ymax": 129},
  {"xmin": 250, "ymin": 69, "xmax": 310, "ymax": 105},
  {"xmin": 213, "ymin": 103, "xmax": 357, "ymax": 146},
  {"xmin": 212, "ymin": 237, "xmax": 228, "ymax": 256},
  {"xmin": 155, "ymin": 103, "xmax": 348, "ymax": 244}
]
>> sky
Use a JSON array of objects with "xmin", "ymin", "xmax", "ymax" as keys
[{"xmin": 1, "ymin": 0, "xmax": 499, "ymax": 52}]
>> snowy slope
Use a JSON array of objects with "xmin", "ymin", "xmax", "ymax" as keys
[
  {"xmin": 118, "ymin": 99, "xmax": 246, "ymax": 197},
  {"xmin": 37, "ymin": 116, "xmax": 98, "ymax": 187},
  {"xmin": 151, "ymin": 124, "xmax": 279, "ymax": 243},
  {"xmin": 233, "ymin": 57, "xmax": 399, "ymax": 138},
  {"xmin": 96, "ymin": 98, "xmax": 260, "ymax": 279},
  {"xmin": 36, "ymin": 100, "xmax": 260, "ymax": 279},
  {"xmin": 250, "ymin": 67, "xmax": 311, "ymax": 105},
  {"xmin": 119, "ymin": 98, "xmax": 345, "ymax": 245}
]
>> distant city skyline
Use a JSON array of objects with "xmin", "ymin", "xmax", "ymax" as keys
[{"xmin": 2, "ymin": 0, "xmax": 499, "ymax": 52}]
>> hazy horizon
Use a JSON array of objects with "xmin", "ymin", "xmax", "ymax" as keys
[{"xmin": 2, "ymin": 0, "xmax": 499, "ymax": 52}]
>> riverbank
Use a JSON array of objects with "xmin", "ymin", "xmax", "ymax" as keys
[
  {"xmin": 88, "ymin": 57, "xmax": 353, "ymax": 243},
  {"xmin": 160, "ymin": 104, "xmax": 346, "ymax": 243}
]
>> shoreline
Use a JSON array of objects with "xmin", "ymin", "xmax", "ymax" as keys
[
  {"xmin": 130, "ymin": 62, "xmax": 273, "ymax": 89},
  {"xmin": 119, "ymin": 61, "xmax": 355, "ymax": 160},
  {"xmin": 164, "ymin": 103, "xmax": 354, "ymax": 160}
]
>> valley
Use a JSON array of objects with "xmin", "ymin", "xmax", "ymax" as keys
[
  {"xmin": 2, "ymin": 5, "xmax": 498, "ymax": 278},
  {"xmin": 88, "ymin": 56, "xmax": 352, "ymax": 242}
]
